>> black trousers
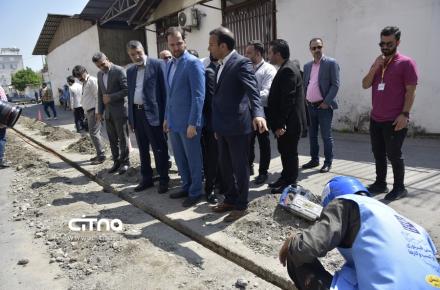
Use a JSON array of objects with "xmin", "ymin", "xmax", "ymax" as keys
[
  {"xmin": 370, "ymin": 119, "xmax": 407, "ymax": 189},
  {"xmin": 277, "ymin": 117, "xmax": 301, "ymax": 185},
  {"xmin": 249, "ymin": 130, "xmax": 271, "ymax": 175},
  {"xmin": 287, "ymin": 257, "xmax": 332, "ymax": 290},
  {"xmin": 201, "ymin": 128, "xmax": 221, "ymax": 193},
  {"xmin": 133, "ymin": 107, "xmax": 169, "ymax": 185},
  {"xmin": 217, "ymin": 133, "xmax": 252, "ymax": 210},
  {"xmin": 73, "ymin": 107, "xmax": 85, "ymax": 132}
]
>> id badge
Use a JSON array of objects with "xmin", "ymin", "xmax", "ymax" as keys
[{"xmin": 378, "ymin": 82, "xmax": 385, "ymax": 91}]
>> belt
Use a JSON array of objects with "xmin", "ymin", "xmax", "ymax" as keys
[
  {"xmin": 307, "ymin": 100, "xmax": 323, "ymax": 107},
  {"xmin": 133, "ymin": 104, "xmax": 144, "ymax": 110}
]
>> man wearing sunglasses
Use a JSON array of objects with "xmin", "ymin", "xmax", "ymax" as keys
[
  {"xmin": 302, "ymin": 38, "xmax": 340, "ymax": 174},
  {"xmin": 362, "ymin": 26, "xmax": 418, "ymax": 201}
]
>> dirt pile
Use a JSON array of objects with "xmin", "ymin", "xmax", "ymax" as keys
[
  {"xmin": 66, "ymin": 135, "xmax": 96, "ymax": 154},
  {"xmin": 18, "ymin": 117, "xmax": 46, "ymax": 131},
  {"xmin": 40, "ymin": 125, "xmax": 76, "ymax": 141}
]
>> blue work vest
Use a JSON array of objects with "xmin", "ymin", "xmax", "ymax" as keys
[{"xmin": 331, "ymin": 194, "xmax": 440, "ymax": 290}]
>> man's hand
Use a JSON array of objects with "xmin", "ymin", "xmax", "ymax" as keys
[
  {"xmin": 318, "ymin": 102, "xmax": 329, "ymax": 109},
  {"xmin": 372, "ymin": 55, "xmax": 385, "ymax": 72},
  {"xmin": 163, "ymin": 120, "xmax": 169, "ymax": 133},
  {"xmin": 96, "ymin": 113, "xmax": 103, "ymax": 122},
  {"xmin": 279, "ymin": 236, "xmax": 291, "ymax": 267},
  {"xmin": 187, "ymin": 125, "xmax": 197, "ymax": 139},
  {"xmin": 393, "ymin": 114, "xmax": 409, "ymax": 131},
  {"xmin": 103, "ymin": 94, "xmax": 111, "ymax": 105},
  {"xmin": 253, "ymin": 117, "xmax": 268, "ymax": 134},
  {"xmin": 275, "ymin": 128, "xmax": 286, "ymax": 138}
]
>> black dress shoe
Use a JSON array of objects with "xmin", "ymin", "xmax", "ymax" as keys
[
  {"xmin": 269, "ymin": 178, "xmax": 285, "ymax": 188},
  {"xmin": 169, "ymin": 190, "xmax": 189, "ymax": 199},
  {"xmin": 254, "ymin": 173, "xmax": 268, "ymax": 185},
  {"xmin": 118, "ymin": 164, "xmax": 129, "ymax": 175},
  {"xmin": 302, "ymin": 160, "xmax": 319, "ymax": 169},
  {"xmin": 367, "ymin": 182, "xmax": 389, "ymax": 195},
  {"xmin": 319, "ymin": 164, "xmax": 331, "ymax": 173},
  {"xmin": 384, "ymin": 188, "xmax": 408, "ymax": 201},
  {"xmin": 206, "ymin": 192, "xmax": 218, "ymax": 204},
  {"xmin": 271, "ymin": 183, "xmax": 290, "ymax": 194},
  {"xmin": 91, "ymin": 156, "xmax": 106, "ymax": 165},
  {"xmin": 182, "ymin": 195, "xmax": 202, "ymax": 207},
  {"xmin": 108, "ymin": 162, "xmax": 121, "ymax": 173},
  {"xmin": 158, "ymin": 183, "xmax": 169, "ymax": 194},
  {"xmin": 134, "ymin": 182, "xmax": 154, "ymax": 192}
]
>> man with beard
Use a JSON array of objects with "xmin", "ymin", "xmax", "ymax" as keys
[{"xmin": 362, "ymin": 26, "xmax": 418, "ymax": 201}]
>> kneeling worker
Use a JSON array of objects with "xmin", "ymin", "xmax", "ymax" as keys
[{"xmin": 279, "ymin": 176, "xmax": 440, "ymax": 290}]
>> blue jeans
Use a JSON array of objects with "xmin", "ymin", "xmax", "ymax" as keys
[
  {"xmin": 169, "ymin": 129, "xmax": 203, "ymax": 198},
  {"xmin": 0, "ymin": 127, "xmax": 6, "ymax": 162},
  {"xmin": 308, "ymin": 105, "xmax": 334, "ymax": 165},
  {"xmin": 43, "ymin": 101, "xmax": 57, "ymax": 118}
]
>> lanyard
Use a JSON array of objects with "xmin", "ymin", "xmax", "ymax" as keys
[
  {"xmin": 254, "ymin": 61, "xmax": 264, "ymax": 73},
  {"xmin": 381, "ymin": 55, "xmax": 394, "ymax": 82}
]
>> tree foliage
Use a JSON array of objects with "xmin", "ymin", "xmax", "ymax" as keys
[{"xmin": 11, "ymin": 68, "xmax": 42, "ymax": 91}]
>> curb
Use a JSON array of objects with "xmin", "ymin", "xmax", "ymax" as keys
[{"xmin": 12, "ymin": 127, "xmax": 296, "ymax": 290}]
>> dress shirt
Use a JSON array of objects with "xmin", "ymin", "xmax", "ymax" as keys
[
  {"xmin": 81, "ymin": 75, "xmax": 98, "ymax": 112},
  {"xmin": 102, "ymin": 65, "xmax": 110, "ymax": 90},
  {"xmin": 69, "ymin": 82, "xmax": 82, "ymax": 109},
  {"xmin": 306, "ymin": 58, "xmax": 324, "ymax": 103},
  {"xmin": 168, "ymin": 54, "xmax": 183, "ymax": 88},
  {"xmin": 254, "ymin": 60, "xmax": 276, "ymax": 107},
  {"xmin": 217, "ymin": 49, "xmax": 236, "ymax": 82},
  {"xmin": 134, "ymin": 57, "xmax": 147, "ymax": 105}
]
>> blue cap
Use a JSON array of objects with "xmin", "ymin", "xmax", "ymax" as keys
[{"xmin": 321, "ymin": 176, "xmax": 370, "ymax": 207}]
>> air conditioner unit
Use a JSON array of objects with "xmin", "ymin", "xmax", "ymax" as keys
[{"xmin": 178, "ymin": 8, "xmax": 199, "ymax": 29}]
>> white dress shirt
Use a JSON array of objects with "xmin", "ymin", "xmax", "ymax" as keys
[
  {"xmin": 81, "ymin": 75, "xmax": 99, "ymax": 112},
  {"xmin": 69, "ymin": 82, "xmax": 82, "ymax": 109},
  {"xmin": 217, "ymin": 49, "xmax": 236, "ymax": 82},
  {"xmin": 254, "ymin": 60, "xmax": 277, "ymax": 107}
]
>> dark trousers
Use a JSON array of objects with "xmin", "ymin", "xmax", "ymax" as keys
[
  {"xmin": 133, "ymin": 107, "xmax": 169, "ymax": 185},
  {"xmin": 201, "ymin": 128, "xmax": 222, "ymax": 193},
  {"xmin": 277, "ymin": 117, "xmax": 301, "ymax": 185},
  {"xmin": 249, "ymin": 129, "xmax": 271, "ymax": 175},
  {"xmin": 105, "ymin": 112, "xmax": 130, "ymax": 166},
  {"xmin": 370, "ymin": 118, "xmax": 408, "ymax": 189},
  {"xmin": 287, "ymin": 257, "xmax": 332, "ymax": 290},
  {"xmin": 43, "ymin": 101, "xmax": 57, "ymax": 118},
  {"xmin": 73, "ymin": 107, "xmax": 85, "ymax": 132},
  {"xmin": 217, "ymin": 133, "xmax": 252, "ymax": 210},
  {"xmin": 0, "ymin": 127, "xmax": 6, "ymax": 162}
]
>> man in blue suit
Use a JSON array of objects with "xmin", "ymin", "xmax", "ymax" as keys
[
  {"xmin": 302, "ymin": 38, "xmax": 340, "ymax": 173},
  {"xmin": 126, "ymin": 40, "xmax": 170, "ymax": 194},
  {"xmin": 163, "ymin": 27, "xmax": 205, "ymax": 207},
  {"xmin": 208, "ymin": 27, "xmax": 267, "ymax": 222}
]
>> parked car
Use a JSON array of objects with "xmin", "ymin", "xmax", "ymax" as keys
[{"xmin": 8, "ymin": 94, "xmax": 37, "ymax": 104}]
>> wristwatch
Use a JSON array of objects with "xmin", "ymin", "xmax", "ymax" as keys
[{"xmin": 401, "ymin": 111, "xmax": 410, "ymax": 118}]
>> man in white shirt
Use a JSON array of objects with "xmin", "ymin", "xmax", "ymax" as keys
[
  {"xmin": 67, "ymin": 76, "xmax": 85, "ymax": 133},
  {"xmin": 245, "ymin": 41, "xmax": 277, "ymax": 185},
  {"xmin": 72, "ymin": 65, "xmax": 106, "ymax": 164}
]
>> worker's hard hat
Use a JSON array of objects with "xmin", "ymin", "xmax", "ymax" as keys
[{"xmin": 321, "ymin": 176, "xmax": 370, "ymax": 207}]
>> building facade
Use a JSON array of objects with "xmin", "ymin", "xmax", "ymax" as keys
[{"xmin": 0, "ymin": 48, "xmax": 24, "ymax": 92}]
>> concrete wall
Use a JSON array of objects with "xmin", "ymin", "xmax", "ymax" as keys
[
  {"xmin": 276, "ymin": 0, "xmax": 440, "ymax": 133},
  {"xmin": 145, "ymin": 0, "xmax": 222, "ymax": 59},
  {"xmin": 46, "ymin": 25, "xmax": 100, "ymax": 104}
]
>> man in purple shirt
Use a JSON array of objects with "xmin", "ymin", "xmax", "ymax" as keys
[{"xmin": 362, "ymin": 26, "xmax": 418, "ymax": 201}]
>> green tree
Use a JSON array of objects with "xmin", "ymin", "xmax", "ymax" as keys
[{"xmin": 11, "ymin": 68, "xmax": 42, "ymax": 91}]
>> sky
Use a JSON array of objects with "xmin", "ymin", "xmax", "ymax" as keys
[{"xmin": 0, "ymin": 0, "xmax": 89, "ymax": 71}]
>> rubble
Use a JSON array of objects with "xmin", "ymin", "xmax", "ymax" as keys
[{"xmin": 17, "ymin": 259, "xmax": 30, "ymax": 265}]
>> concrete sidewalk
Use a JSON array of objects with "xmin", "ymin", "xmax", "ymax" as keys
[{"xmin": 14, "ymin": 106, "xmax": 440, "ymax": 288}]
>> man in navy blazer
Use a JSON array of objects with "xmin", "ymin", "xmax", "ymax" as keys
[
  {"xmin": 126, "ymin": 40, "xmax": 170, "ymax": 194},
  {"xmin": 208, "ymin": 27, "xmax": 267, "ymax": 222},
  {"xmin": 302, "ymin": 38, "xmax": 340, "ymax": 173},
  {"xmin": 163, "ymin": 27, "xmax": 205, "ymax": 207}
]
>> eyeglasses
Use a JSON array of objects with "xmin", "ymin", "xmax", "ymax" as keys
[
  {"xmin": 379, "ymin": 41, "xmax": 395, "ymax": 48},
  {"xmin": 311, "ymin": 46, "xmax": 322, "ymax": 51}
]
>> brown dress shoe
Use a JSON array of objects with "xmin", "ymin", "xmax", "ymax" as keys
[
  {"xmin": 212, "ymin": 202, "xmax": 235, "ymax": 213},
  {"xmin": 223, "ymin": 210, "xmax": 248, "ymax": 222}
]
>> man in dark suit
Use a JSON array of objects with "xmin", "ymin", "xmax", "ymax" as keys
[
  {"xmin": 208, "ymin": 27, "xmax": 267, "ymax": 222},
  {"xmin": 302, "ymin": 38, "xmax": 340, "ymax": 173},
  {"xmin": 267, "ymin": 39, "xmax": 308, "ymax": 194},
  {"xmin": 126, "ymin": 40, "xmax": 169, "ymax": 194},
  {"xmin": 93, "ymin": 52, "xmax": 130, "ymax": 175}
]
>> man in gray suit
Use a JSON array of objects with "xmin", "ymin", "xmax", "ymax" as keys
[
  {"xmin": 92, "ymin": 52, "xmax": 130, "ymax": 174},
  {"xmin": 302, "ymin": 38, "xmax": 340, "ymax": 173}
]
